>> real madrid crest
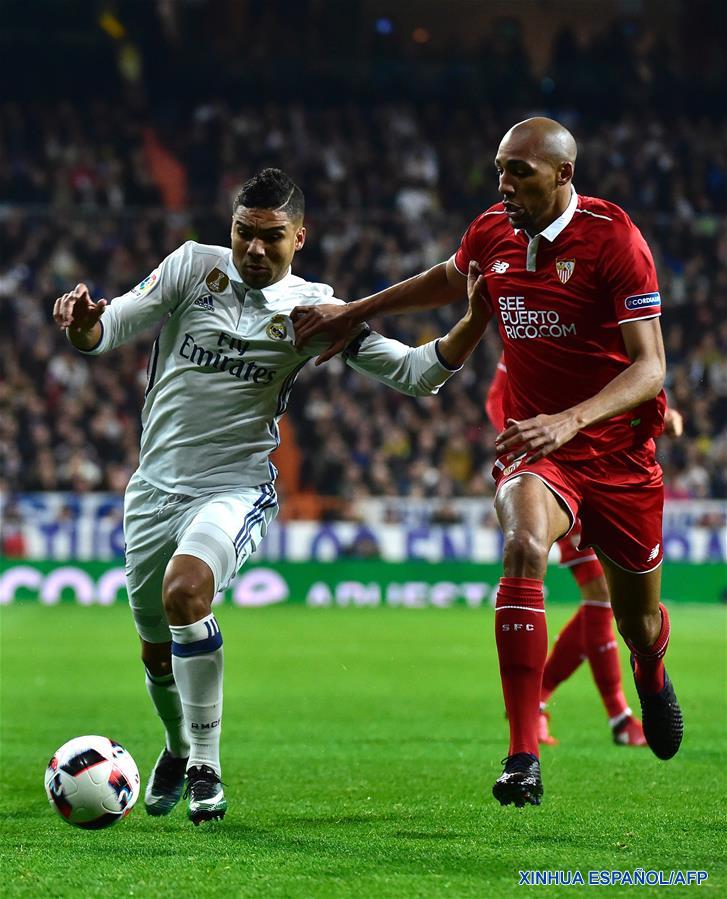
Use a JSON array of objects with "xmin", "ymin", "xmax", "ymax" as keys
[
  {"xmin": 266, "ymin": 314, "xmax": 288, "ymax": 340},
  {"xmin": 555, "ymin": 259, "xmax": 575, "ymax": 284},
  {"xmin": 205, "ymin": 267, "xmax": 230, "ymax": 293}
]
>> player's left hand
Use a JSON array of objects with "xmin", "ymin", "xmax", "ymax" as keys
[
  {"xmin": 663, "ymin": 407, "xmax": 684, "ymax": 438},
  {"xmin": 495, "ymin": 412, "xmax": 581, "ymax": 463},
  {"xmin": 465, "ymin": 260, "xmax": 492, "ymax": 327}
]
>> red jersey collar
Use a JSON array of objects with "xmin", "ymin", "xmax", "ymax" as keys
[{"xmin": 515, "ymin": 187, "xmax": 578, "ymax": 242}]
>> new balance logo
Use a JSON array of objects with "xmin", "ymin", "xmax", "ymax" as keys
[
  {"xmin": 491, "ymin": 260, "xmax": 509, "ymax": 273},
  {"xmin": 194, "ymin": 294, "xmax": 215, "ymax": 311},
  {"xmin": 647, "ymin": 543, "xmax": 661, "ymax": 562}
]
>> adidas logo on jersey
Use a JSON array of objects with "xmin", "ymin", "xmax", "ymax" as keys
[
  {"xmin": 194, "ymin": 295, "xmax": 215, "ymax": 311},
  {"xmin": 491, "ymin": 261, "xmax": 509, "ymax": 273}
]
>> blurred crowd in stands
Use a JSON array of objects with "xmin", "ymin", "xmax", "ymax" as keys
[{"xmin": 1, "ymin": 12, "xmax": 726, "ymax": 512}]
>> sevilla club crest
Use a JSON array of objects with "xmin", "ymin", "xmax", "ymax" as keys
[{"xmin": 555, "ymin": 259, "xmax": 575, "ymax": 284}]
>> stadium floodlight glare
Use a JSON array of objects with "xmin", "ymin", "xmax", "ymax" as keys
[{"xmin": 375, "ymin": 18, "xmax": 393, "ymax": 35}]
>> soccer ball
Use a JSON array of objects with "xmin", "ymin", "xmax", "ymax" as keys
[{"xmin": 44, "ymin": 735, "xmax": 140, "ymax": 829}]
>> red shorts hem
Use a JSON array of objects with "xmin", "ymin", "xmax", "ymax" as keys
[
  {"xmin": 493, "ymin": 446, "xmax": 664, "ymax": 573},
  {"xmin": 494, "ymin": 464, "xmax": 577, "ymax": 538}
]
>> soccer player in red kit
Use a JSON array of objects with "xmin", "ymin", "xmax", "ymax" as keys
[
  {"xmin": 293, "ymin": 117, "xmax": 684, "ymax": 808},
  {"xmin": 486, "ymin": 357, "xmax": 647, "ymax": 748}
]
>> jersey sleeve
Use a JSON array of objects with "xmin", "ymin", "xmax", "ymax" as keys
[
  {"xmin": 485, "ymin": 356, "xmax": 508, "ymax": 431},
  {"xmin": 452, "ymin": 218, "xmax": 479, "ymax": 276},
  {"xmin": 601, "ymin": 220, "xmax": 661, "ymax": 325},
  {"xmin": 343, "ymin": 327, "xmax": 460, "ymax": 396},
  {"xmin": 76, "ymin": 241, "xmax": 196, "ymax": 355}
]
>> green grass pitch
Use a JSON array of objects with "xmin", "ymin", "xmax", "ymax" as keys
[{"xmin": 1, "ymin": 602, "xmax": 725, "ymax": 898}]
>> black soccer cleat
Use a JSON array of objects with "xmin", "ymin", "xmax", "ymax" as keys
[
  {"xmin": 492, "ymin": 753, "xmax": 543, "ymax": 807},
  {"xmin": 184, "ymin": 764, "xmax": 227, "ymax": 825},
  {"xmin": 144, "ymin": 749, "xmax": 188, "ymax": 816},
  {"xmin": 630, "ymin": 657, "xmax": 683, "ymax": 760}
]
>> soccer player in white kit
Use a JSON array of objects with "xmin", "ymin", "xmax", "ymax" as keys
[{"xmin": 53, "ymin": 168, "xmax": 490, "ymax": 825}]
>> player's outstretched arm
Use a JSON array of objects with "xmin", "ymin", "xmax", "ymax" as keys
[
  {"xmin": 436, "ymin": 261, "xmax": 492, "ymax": 368},
  {"xmin": 341, "ymin": 263, "xmax": 490, "ymax": 396},
  {"xmin": 54, "ymin": 244, "xmax": 193, "ymax": 355},
  {"xmin": 53, "ymin": 283, "xmax": 107, "ymax": 351},
  {"xmin": 495, "ymin": 317, "xmax": 666, "ymax": 462},
  {"xmin": 292, "ymin": 259, "xmax": 466, "ymax": 364}
]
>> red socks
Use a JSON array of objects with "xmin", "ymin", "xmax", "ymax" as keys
[
  {"xmin": 628, "ymin": 603, "xmax": 670, "ymax": 694},
  {"xmin": 495, "ymin": 577, "xmax": 547, "ymax": 757},
  {"xmin": 541, "ymin": 603, "xmax": 630, "ymax": 721},
  {"xmin": 582, "ymin": 602, "xmax": 629, "ymax": 720},
  {"xmin": 541, "ymin": 605, "xmax": 586, "ymax": 701}
]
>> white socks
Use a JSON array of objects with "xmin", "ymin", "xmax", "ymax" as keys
[
  {"xmin": 145, "ymin": 668, "xmax": 190, "ymax": 759},
  {"xmin": 169, "ymin": 613, "xmax": 224, "ymax": 775}
]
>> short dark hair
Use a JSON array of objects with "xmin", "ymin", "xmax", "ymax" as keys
[{"xmin": 233, "ymin": 168, "xmax": 305, "ymax": 220}]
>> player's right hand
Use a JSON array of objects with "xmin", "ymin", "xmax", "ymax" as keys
[
  {"xmin": 53, "ymin": 283, "xmax": 107, "ymax": 332},
  {"xmin": 495, "ymin": 412, "xmax": 581, "ymax": 463}
]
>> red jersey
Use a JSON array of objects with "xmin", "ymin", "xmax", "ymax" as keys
[
  {"xmin": 455, "ymin": 191, "xmax": 666, "ymax": 461},
  {"xmin": 485, "ymin": 356, "xmax": 508, "ymax": 432}
]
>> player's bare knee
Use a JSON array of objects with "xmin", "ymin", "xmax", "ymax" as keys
[
  {"xmin": 162, "ymin": 555, "xmax": 215, "ymax": 624},
  {"xmin": 162, "ymin": 576, "xmax": 211, "ymax": 623},
  {"xmin": 614, "ymin": 611, "xmax": 659, "ymax": 651},
  {"xmin": 502, "ymin": 530, "xmax": 548, "ymax": 578}
]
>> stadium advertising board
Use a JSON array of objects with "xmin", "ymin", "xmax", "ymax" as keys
[
  {"xmin": 2, "ymin": 494, "xmax": 726, "ymax": 564},
  {"xmin": 1, "ymin": 560, "xmax": 724, "ymax": 606}
]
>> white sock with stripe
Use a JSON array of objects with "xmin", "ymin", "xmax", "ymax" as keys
[{"xmin": 169, "ymin": 613, "xmax": 224, "ymax": 775}]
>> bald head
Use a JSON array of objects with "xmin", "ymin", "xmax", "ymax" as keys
[
  {"xmin": 495, "ymin": 118, "xmax": 577, "ymax": 234},
  {"xmin": 501, "ymin": 117, "xmax": 577, "ymax": 168}
]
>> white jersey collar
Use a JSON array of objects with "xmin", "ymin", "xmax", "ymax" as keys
[
  {"xmin": 517, "ymin": 187, "xmax": 578, "ymax": 243},
  {"xmin": 225, "ymin": 253, "xmax": 297, "ymax": 294},
  {"xmin": 260, "ymin": 269, "xmax": 298, "ymax": 298}
]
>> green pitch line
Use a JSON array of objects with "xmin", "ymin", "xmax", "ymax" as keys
[{"xmin": 1, "ymin": 604, "xmax": 725, "ymax": 898}]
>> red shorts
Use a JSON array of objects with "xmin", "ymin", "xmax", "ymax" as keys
[
  {"xmin": 494, "ymin": 442, "xmax": 664, "ymax": 573},
  {"xmin": 557, "ymin": 528, "xmax": 603, "ymax": 586}
]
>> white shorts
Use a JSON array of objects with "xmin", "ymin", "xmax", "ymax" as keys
[{"xmin": 123, "ymin": 472, "xmax": 278, "ymax": 643}]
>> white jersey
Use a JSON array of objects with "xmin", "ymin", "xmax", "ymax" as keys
[{"xmin": 80, "ymin": 241, "xmax": 458, "ymax": 495}]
